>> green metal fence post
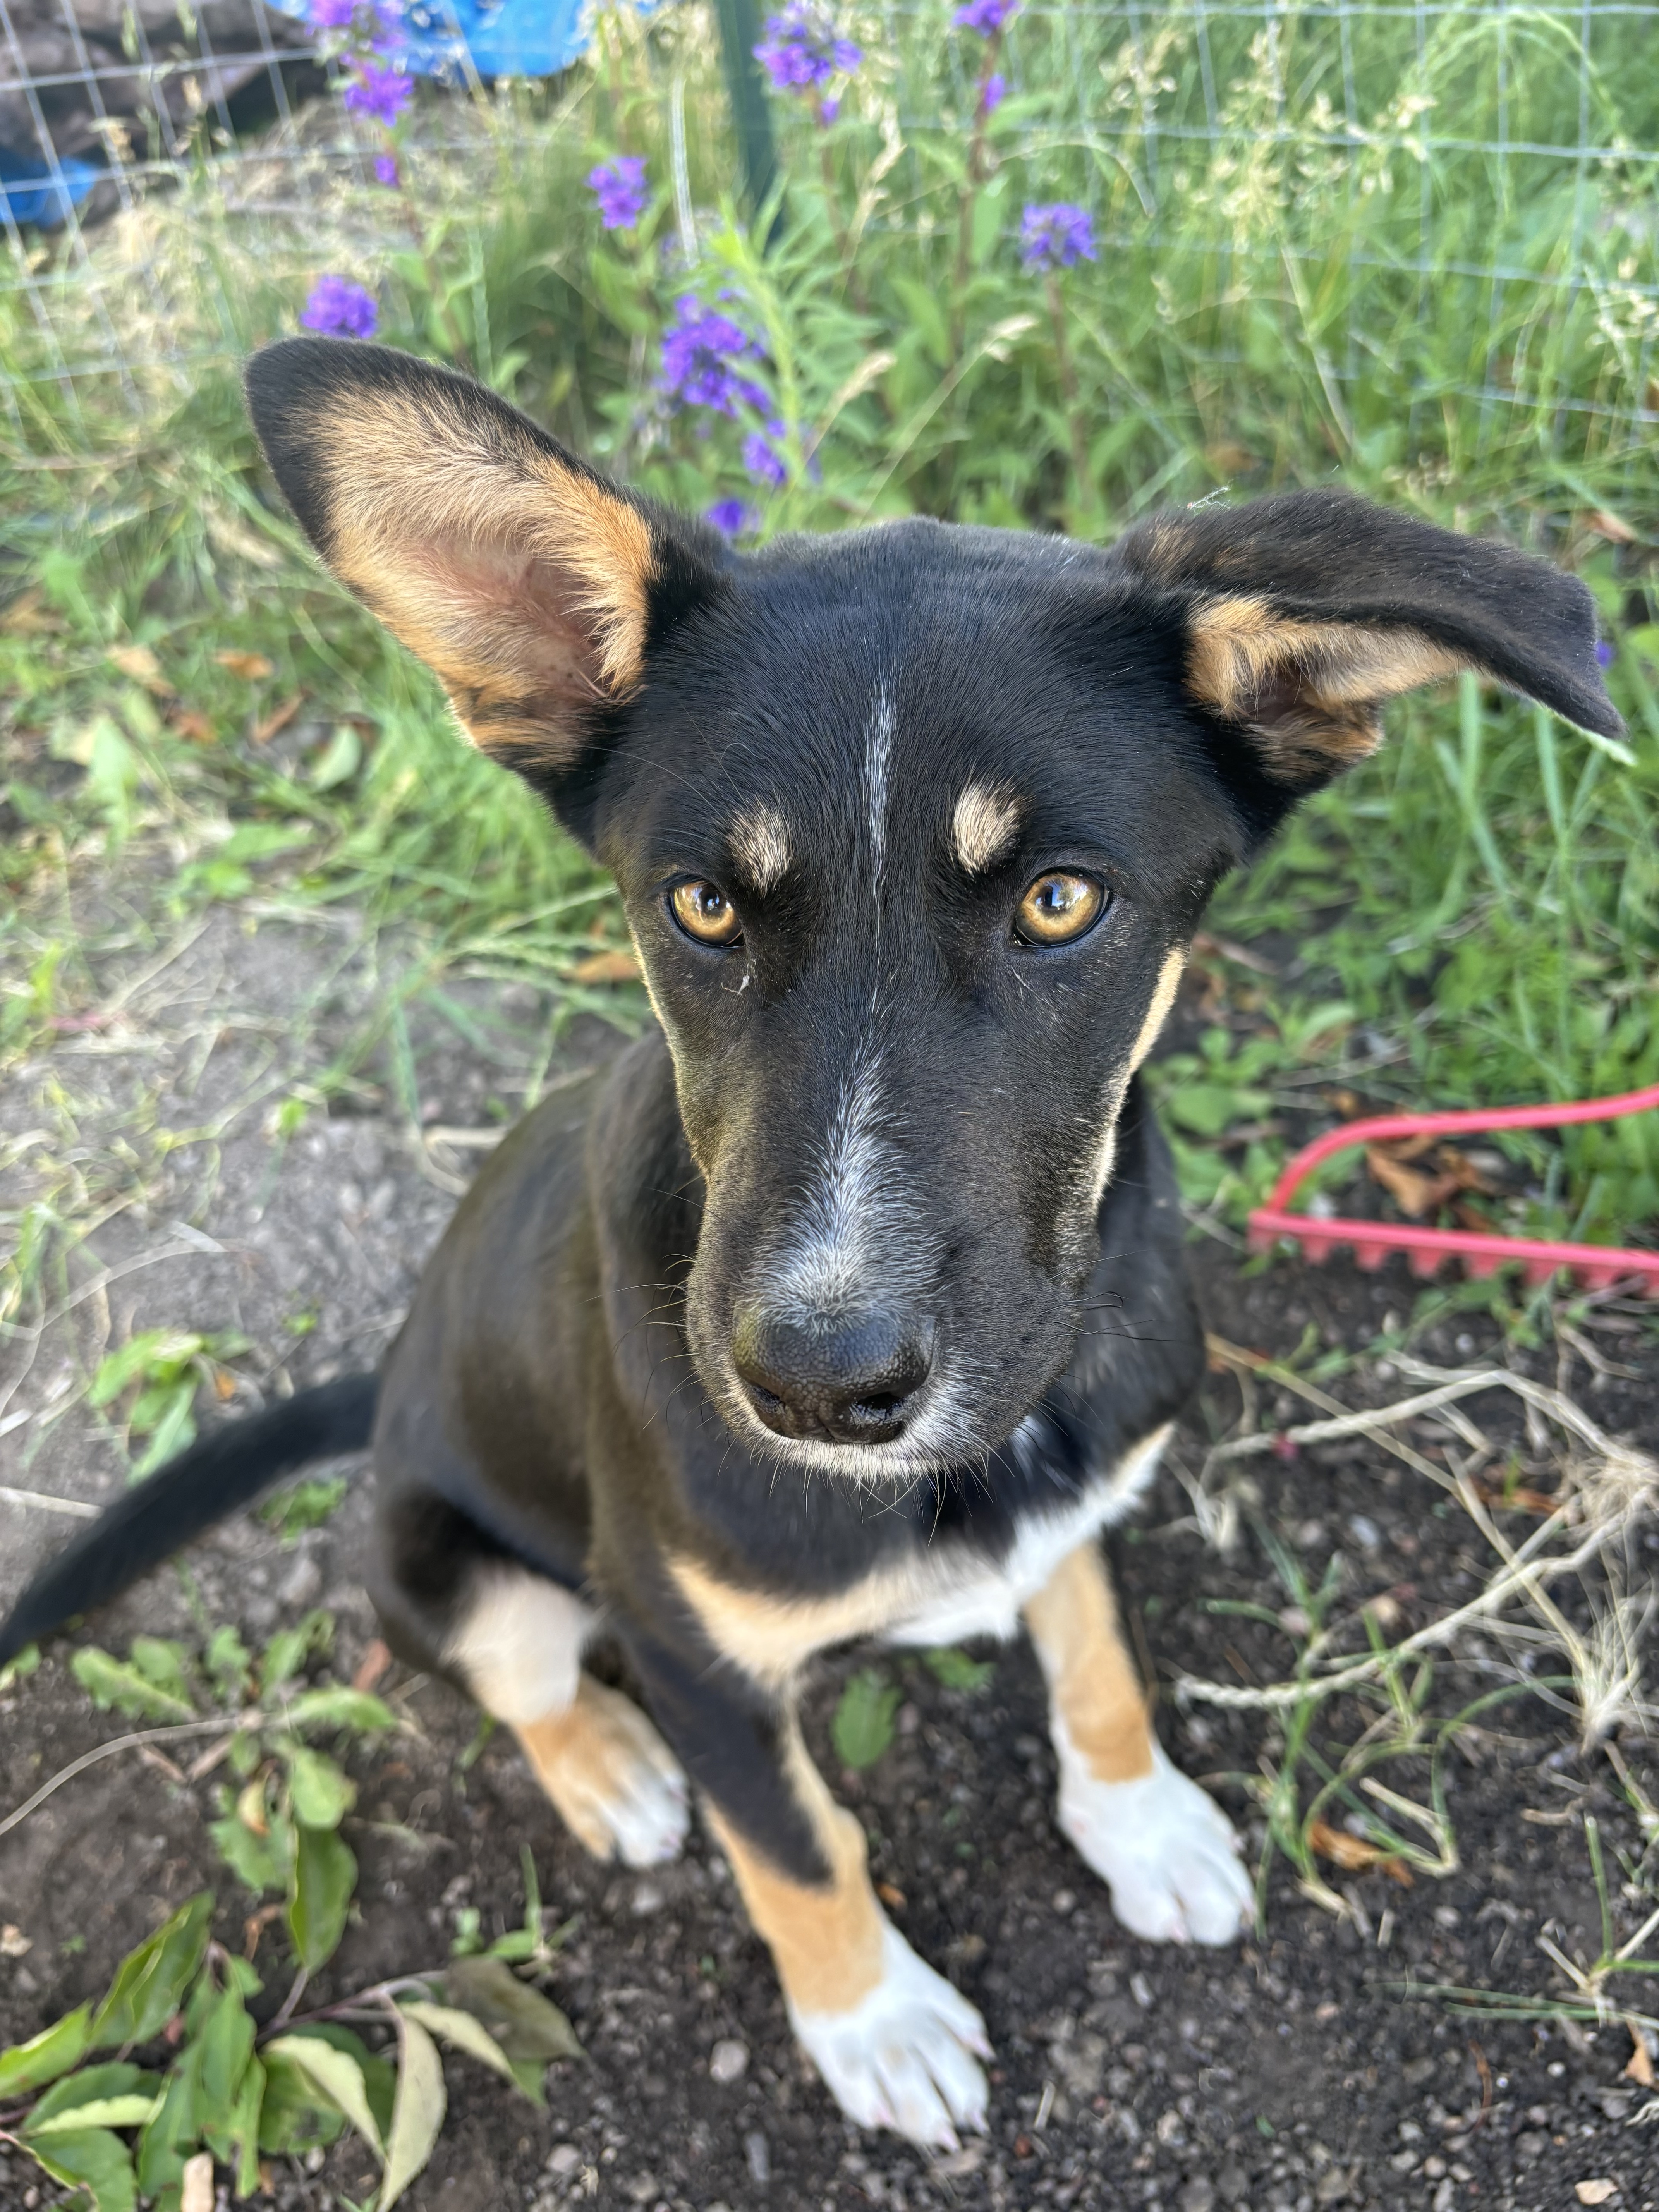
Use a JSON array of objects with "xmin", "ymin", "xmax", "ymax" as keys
[{"xmin": 713, "ymin": 0, "xmax": 778, "ymax": 217}]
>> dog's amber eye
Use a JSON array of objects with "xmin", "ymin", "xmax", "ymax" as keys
[
  {"xmin": 1014, "ymin": 871, "xmax": 1106, "ymax": 946},
  {"xmin": 670, "ymin": 879, "xmax": 743, "ymax": 946}
]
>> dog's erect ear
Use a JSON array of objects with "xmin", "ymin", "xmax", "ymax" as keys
[
  {"xmin": 1118, "ymin": 488, "xmax": 1621, "ymax": 787},
  {"xmin": 245, "ymin": 338, "xmax": 721, "ymax": 771}
]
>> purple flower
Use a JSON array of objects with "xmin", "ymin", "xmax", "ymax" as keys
[
  {"xmin": 374, "ymin": 151, "xmax": 399, "ymax": 185},
  {"xmin": 309, "ymin": 0, "xmax": 358, "ymax": 26},
  {"xmin": 1597, "ymin": 638, "xmax": 1616, "ymax": 669},
  {"xmin": 301, "ymin": 274, "xmax": 378, "ymax": 338},
  {"xmin": 979, "ymin": 70, "xmax": 1006, "ymax": 115},
  {"xmin": 954, "ymin": 0, "xmax": 1016, "ymax": 33},
  {"xmin": 660, "ymin": 296, "xmax": 766, "ymax": 417},
  {"xmin": 588, "ymin": 155, "xmax": 649, "ymax": 232},
  {"xmin": 1020, "ymin": 201, "xmax": 1096, "ymax": 271},
  {"xmin": 343, "ymin": 55, "xmax": 413, "ymax": 126},
  {"xmin": 754, "ymin": 6, "xmax": 861, "ymax": 96},
  {"xmin": 706, "ymin": 499, "xmax": 753, "ymax": 537},
  {"xmin": 743, "ymin": 432, "xmax": 788, "ymax": 488}
]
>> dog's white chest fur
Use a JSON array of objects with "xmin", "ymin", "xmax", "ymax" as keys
[
  {"xmin": 666, "ymin": 1424, "xmax": 1171, "ymax": 1689},
  {"xmin": 883, "ymin": 1423, "xmax": 1170, "ymax": 1649}
]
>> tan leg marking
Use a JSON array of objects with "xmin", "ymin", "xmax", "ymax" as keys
[
  {"xmin": 515, "ymin": 1674, "xmax": 689, "ymax": 1865},
  {"xmin": 1023, "ymin": 1539, "xmax": 1154, "ymax": 1784},
  {"xmin": 706, "ymin": 1724, "xmax": 885, "ymax": 2016}
]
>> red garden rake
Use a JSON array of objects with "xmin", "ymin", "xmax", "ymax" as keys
[{"xmin": 1247, "ymin": 1080, "xmax": 1659, "ymax": 1295}]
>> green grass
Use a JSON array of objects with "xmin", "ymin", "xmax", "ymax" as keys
[{"xmin": 0, "ymin": 0, "xmax": 1656, "ymax": 1261}]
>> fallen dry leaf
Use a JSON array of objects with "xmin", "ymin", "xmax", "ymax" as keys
[
  {"xmin": 570, "ymin": 949, "xmax": 641, "ymax": 986},
  {"xmin": 876, "ymin": 1881, "xmax": 907, "ymax": 1909},
  {"xmin": 0, "ymin": 1923, "xmax": 32, "ymax": 1958},
  {"xmin": 1472, "ymin": 1475, "xmax": 1559, "ymax": 1516},
  {"xmin": 215, "ymin": 649, "xmax": 276, "ymax": 680},
  {"xmin": 1306, "ymin": 1819, "xmax": 1413, "ymax": 1887},
  {"xmin": 1, "ymin": 587, "xmax": 61, "ymax": 635},
  {"xmin": 170, "ymin": 709, "xmax": 216, "ymax": 745},
  {"xmin": 1626, "ymin": 2018, "xmax": 1654, "ymax": 2087},
  {"xmin": 353, "ymin": 1638, "xmax": 392, "ymax": 1693},
  {"xmin": 1365, "ymin": 1145, "xmax": 1457, "ymax": 1218},
  {"xmin": 180, "ymin": 2150, "xmax": 215, "ymax": 2212},
  {"xmin": 109, "ymin": 641, "xmax": 174, "ymax": 694},
  {"xmin": 251, "ymin": 689, "xmax": 306, "ymax": 744},
  {"xmin": 1589, "ymin": 507, "xmax": 1637, "ymax": 544},
  {"xmin": 1575, "ymin": 2181, "xmax": 1618, "ymax": 2207}
]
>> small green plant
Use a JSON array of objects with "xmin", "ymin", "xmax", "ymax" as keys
[
  {"xmin": 832, "ymin": 1668, "xmax": 902, "ymax": 1769},
  {"xmin": 0, "ymin": 1883, "xmax": 580, "ymax": 2211},
  {"xmin": 88, "ymin": 1332, "xmax": 251, "ymax": 1481},
  {"xmin": 1, "ymin": 1633, "xmax": 583, "ymax": 2207},
  {"xmin": 258, "ymin": 1476, "xmax": 350, "ymax": 1543}
]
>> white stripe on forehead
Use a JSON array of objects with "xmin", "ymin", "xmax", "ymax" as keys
[{"xmin": 866, "ymin": 683, "xmax": 895, "ymax": 886}]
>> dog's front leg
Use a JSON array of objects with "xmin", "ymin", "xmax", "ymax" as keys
[
  {"xmin": 1024, "ymin": 1539, "xmax": 1252, "ymax": 1944},
  {"xmin": 627, "ymin": 1642, "xmax": 989, "ymax": 2148}
]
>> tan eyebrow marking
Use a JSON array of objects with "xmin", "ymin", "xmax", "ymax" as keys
[
  {"xmin": 951, "ymin": 783, "xmax": 1023, "ymax": 874},
  {"xmin": 729, "ymin": 804, "xmax": 792, "ymax": 894}
]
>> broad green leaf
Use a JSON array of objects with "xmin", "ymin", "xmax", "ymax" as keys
[
  {"xmin": 287, "ymin": 1824, "xmax": 356, "ymax": 1972},
  {"xmin": 924, "ymin": 1647, "xmax": 995, "ymax": 1693},
  {"xmin": 381, "ymin": 2012, "xmax": 446, "ymax": 2209},
  {"xmin": 129, "ymin": 1638, "xmax": 194, "ymax": 1704},
  {"xmin": 0, "ymin": 2004, "xmax": 91, "ymax": 2095},
  {"xmin": 136, "ymin": 2060, "xmax": 199, "ymax": 2199},
  {"xmin": 27, "ymin": 2064, "xmax": 158, "ymax": 2124},
  {"xmin": 831, "ymin": 1668, "xmax": 900, "ymax": 1770},
  {"xmin": 0, "ymin": 1640, "xmax": 40, "ymax": 1692},
  {"xmin": 1164, "ymin": 1082, "xmax": 1270, "ymax": 1138},
  {"xmin": 400, "ymin": 2001, "xmax": 524, "ymax": 2095},
  {"xmin": 263, "ymin": 2035, "xmax": 383, "ymax": 2159},
  {"xmin": 255, "ymin": 2049, "xmax": 347, "ymax": 2157},
  {"xmin": 203, "ymin": 1625, "xmax": 253, "ymax": 1702},
  {"xmin": 258, "ymin": 1610, "xmax": 333, "ymax": 1692},
  {"xmin": 20, "ymin": 2127, "xmax": 136, "ymax": 2212},
  {"xmin": 28, "ymin": 2094, "xmax": 160, "ymax": 2135},
  {"xmin": 285, "ymin": 1743, "xmax": 356, "ymax": 1830},
  {"xmin": 232, "ymin": 2054, "xmax": 266, "ymax": 2197},
  {"xmin": 71, "ymin": 1647, "xmax": 194, "ymax": 1724},
  {"xmin": 198, "ymin": 1986, "xmax": 255, "ymax": 2111},
  {"xmin": 442, "ymin": 1956, "xmax": 581, "ymax": 2063},
  {"xmin": 208, "ymin": 1793, "xmax": 294, "ymax": 1897},
  {"xmin": 282, "ymin": 1686, "xmax": 395, "ymax": 1736},
  {"xmin": 91, "ymin": 1895, "xmax": 213, "ymax": 2051},
  {"xmin": 287, "ymin": 2025, "xmax": 396, "ymax": 2141}
]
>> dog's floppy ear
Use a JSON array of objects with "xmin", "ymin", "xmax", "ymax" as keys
[
  {"xmin": 244, "ymin": 338, "xmax": 722, "ymax": 773},
  {"xmin": 1118, "ymin": 488, "xmax": 1621, "ymax": 788}
]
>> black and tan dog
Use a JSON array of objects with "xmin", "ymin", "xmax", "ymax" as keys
[{"xmin": 2, "ymin": 338, "xmax": 1621, "ymax": 2146}]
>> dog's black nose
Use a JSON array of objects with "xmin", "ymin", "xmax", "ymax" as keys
[{"xmin": 731, "ymin": 1306, "xmax": 930, "ymax": 1447}]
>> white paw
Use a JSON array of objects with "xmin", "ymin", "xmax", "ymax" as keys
[
  {"xmin": 1054, "ymin": 1731, "xmax": 1252, "ymax": 1945},
  {"xmin": 790, "ymin": 1922, "xmax": 991, "ymax": 2150},
  {"xmin": 538, "ymin": 1683, "xmax": 691, "ymax": 1868},
  {"xmin": 602, "ymin": 1744, "xmax": 691, "ymax": 1868}
]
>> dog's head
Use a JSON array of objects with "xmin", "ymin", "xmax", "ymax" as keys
[{"xmin": 247, "ymin": 340, "xmax": 1620, "ymax": 1483}]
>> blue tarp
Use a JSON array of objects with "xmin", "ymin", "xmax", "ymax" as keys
[
  {"xmin": 3, "ymin": 0, "xmax": 589, "ymax": 230},
  {"xmin": 0, "ymin": 145, "xmax": 102, "ymax": 229},
  {"xmin": 270, "ymin": 0, "xmax": 591, "ymax": 81}
]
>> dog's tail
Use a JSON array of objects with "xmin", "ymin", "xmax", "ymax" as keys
[{"xmin": 0, "ymin": 1374, "xmax": 378, "ymax": 1670}]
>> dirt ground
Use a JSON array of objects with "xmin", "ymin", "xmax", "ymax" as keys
[{"xmin": 3, "ymin": 907, "xmax": 1659, "ymax": 2212}]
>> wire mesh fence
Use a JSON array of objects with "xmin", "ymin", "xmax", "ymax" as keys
[{"xmin": 0, "ymin": 0, "xmax": 1656, "ymax": 487}]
